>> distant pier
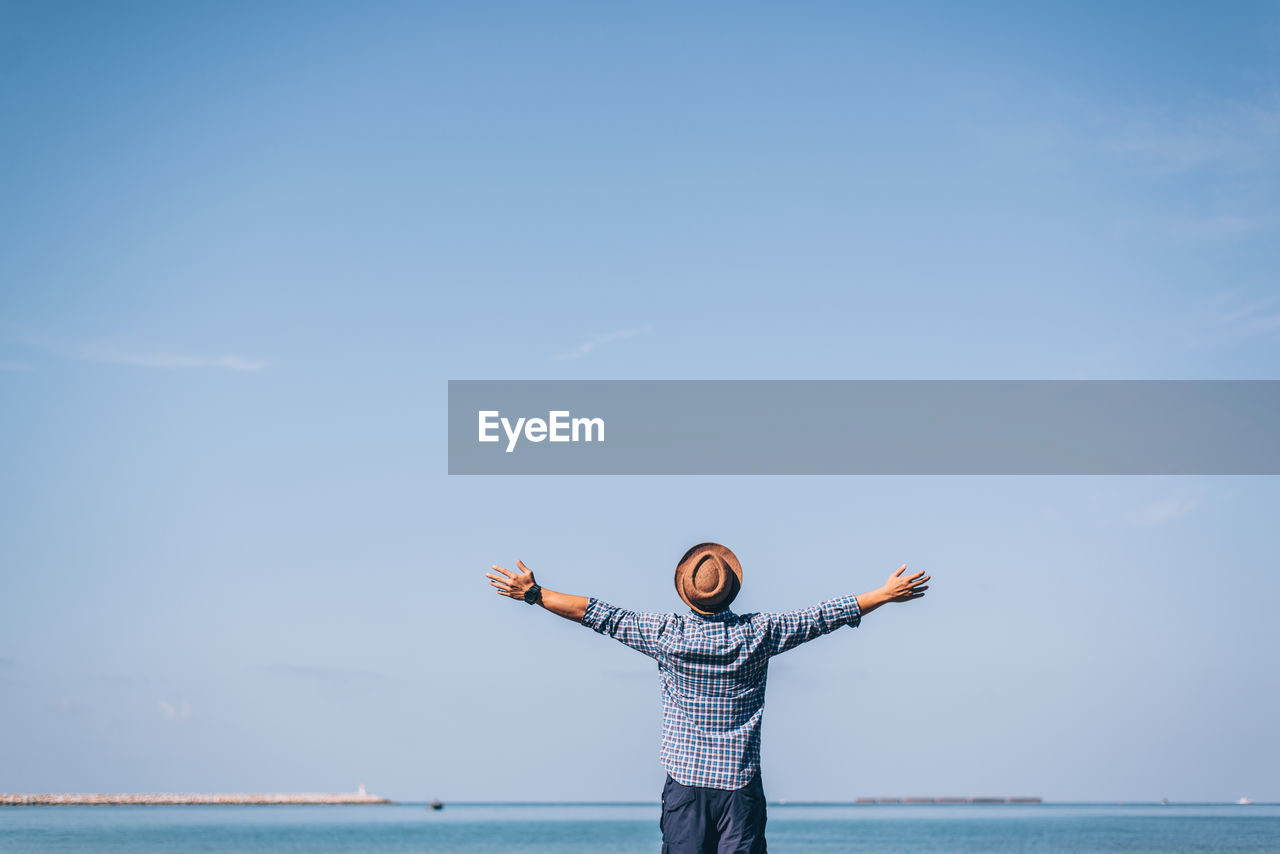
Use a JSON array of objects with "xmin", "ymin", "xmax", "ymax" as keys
[
  {"xmin": 853, "ymin": 796, "xmax": 1043, "ymax": 805},
  {"xmin": 1, "ymin": 791, "xmax": 393, "ymax": 806}
]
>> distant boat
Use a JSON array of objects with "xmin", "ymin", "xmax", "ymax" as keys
[
  {"xmin": 429, "ymin": 799, "xmax": 444, "ymax": 811},
  {"xmin": 1236, "ymin": 797, "xmax": 1253, "ymax": 805}
]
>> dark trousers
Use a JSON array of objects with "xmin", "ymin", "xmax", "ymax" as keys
[{"xmin": 659, "ymin": 773, "xmax": 767, "ymax": 854}]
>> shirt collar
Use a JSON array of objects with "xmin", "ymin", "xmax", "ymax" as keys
[{"xmin": 687, "ymin": 607, "xmax": 737, "ymax": 622}]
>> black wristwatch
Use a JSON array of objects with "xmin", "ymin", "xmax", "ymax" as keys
[{"xmin": 523, "ymin": 583, "xmax": 542, "ymax": 605}]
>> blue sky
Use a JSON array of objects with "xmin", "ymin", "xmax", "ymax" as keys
[{"xmin": 2, "ymin": 1, "xmax": 1279, "ymax": 802}]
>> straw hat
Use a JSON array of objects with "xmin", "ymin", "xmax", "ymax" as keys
[{"xmin": 675, "ymin": 542, "xmax": 742, "ymax": 613}]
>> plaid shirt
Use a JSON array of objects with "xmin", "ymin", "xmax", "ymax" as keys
[{"xmin": 580, "ymin": 594, "xmax": 862, "ymax": 790}]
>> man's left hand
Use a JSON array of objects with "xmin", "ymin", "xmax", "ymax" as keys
[{"xmin": 487, "ymin": 560, "xmax": 537, "ymax": 602}]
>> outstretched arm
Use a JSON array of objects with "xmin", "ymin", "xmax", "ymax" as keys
[
  {"xmin": 487, "ymin": 560, "xmax": 587, "ymax": 622},
  {"xmin": 764, "ymin": 564, "xmax": 929, "ymax": 656},
  {"xmin": 855, "ymin": 564, "xmax": 930, "ymax": 616},
  {"xmin": 486, "ymin": 560, "xmax": 670, "ymax": 659}
]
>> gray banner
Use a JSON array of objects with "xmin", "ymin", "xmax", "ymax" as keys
[{"xmin": 447, "ymin": 381, "xmax": 1280, "ymax": 475}]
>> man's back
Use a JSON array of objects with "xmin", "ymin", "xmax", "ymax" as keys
[{"xmin": 582, "ymin": 595, "xmax": 863, "ymax": 789}]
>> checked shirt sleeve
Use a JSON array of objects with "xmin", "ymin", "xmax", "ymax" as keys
[
  {"xmin": 581, "ymin": 598, "xmax": 670, "ymax": 660},
  {"xmin": 761, "ymin": 594, "xmax": 862, "ymax": 656}
]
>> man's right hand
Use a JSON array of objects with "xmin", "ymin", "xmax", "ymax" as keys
[{"xmin": 880, "ymin": 564, "xmax": 929, "ymax": 602}]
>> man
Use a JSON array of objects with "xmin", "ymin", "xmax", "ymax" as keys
[{"xmin": 485, "ymin": 542, "xmax": 929, "ymax": 854}]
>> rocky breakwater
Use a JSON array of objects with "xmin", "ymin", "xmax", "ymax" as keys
[{"xmin": 2, "ymin": 791, "xmax": 393, "ymax": 805}]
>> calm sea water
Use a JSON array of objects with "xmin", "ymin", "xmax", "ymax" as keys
[{"xmin": 2, "ymin": 803, "xmax": 1279, "ymax": 853}]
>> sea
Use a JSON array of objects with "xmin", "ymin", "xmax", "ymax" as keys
[{"xmin": 3, "ymin": 802, "xmax": 1279, "ymax": 853}]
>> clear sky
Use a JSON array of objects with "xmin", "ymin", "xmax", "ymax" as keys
[{"xmin": 2, "ymin": 1, "xmax": 1279, "ymax": 803}]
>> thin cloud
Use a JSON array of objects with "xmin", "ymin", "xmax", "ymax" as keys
[
  {"xmin": 1100, "ymin": 96, "xmax": 1280, "ymax": 177},
  {"xmin": 1214, "ymin": 294, "xmax": 1280, "ymax": 327},
  {"xmin": 47, "ymin": 698, "xmax": 93, "ymax": 716},
  {"xmin": 1105, "ymin": 122, "xmax": 1254, "ymax": 175},
  {"xmin": 83, "ymin": 346, "xmax": 266, "ymax": 372},
  {"xmin": 1132, "ymin": 496, "xmax": 1201, "ymax": 527},
  {"xmin": 1241, "ymin": 313, "xmax": 1280, "ymax": 334},
  {"xmin": 158, "ymin": 699, "xmax": 192, "ymax": 721},
  {"xmin": 1220, "ymin": 300, "xmax": 1280, "ymax": 337},
  {"xmin": 554, "ymin": 326, "xmax": 651, "ymax": 361},
  {"xmin": 1099, "ymin": 95, "xmax": 1280, "ymax": 240},
  {"xmin": 1188, "ymin": 291, "xmax": 1280, "ymax": 346},
  {"xmin": 972, "ymin": 89, "xmax": 1280, "ymax": 240},
  {"xmin": 1, "ymin": 328, "xmax": 268, "ymax": 372}
]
